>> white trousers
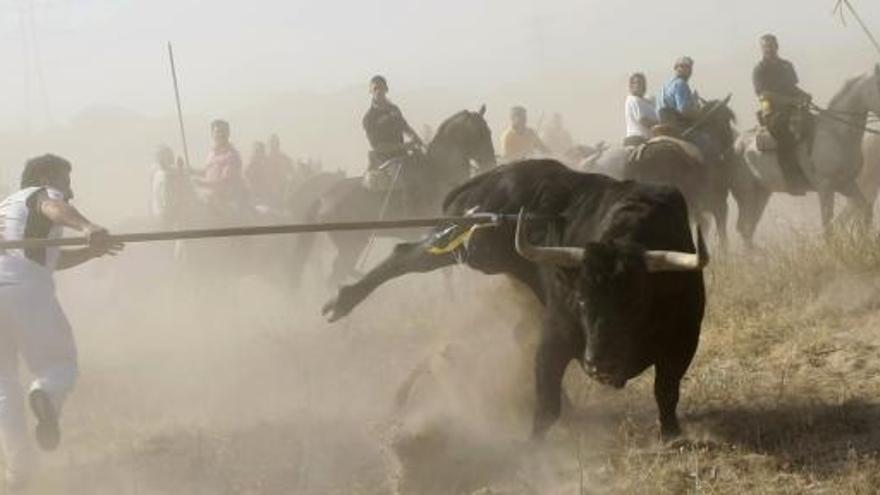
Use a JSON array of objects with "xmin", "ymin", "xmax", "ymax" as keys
[{"xmin": 0, "ymin": 280, "xmax": 78, "ymax": 480}]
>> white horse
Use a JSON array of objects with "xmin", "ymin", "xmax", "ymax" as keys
[{"xmin": 731, "ymin": 66, "xmax": 880, "ymax": 245}]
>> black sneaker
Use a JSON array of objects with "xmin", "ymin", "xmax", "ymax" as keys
[{"xmin": 29, "ymin": 388, "xmax": 60, "ymax": 451}]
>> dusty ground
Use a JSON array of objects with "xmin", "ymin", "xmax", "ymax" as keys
[{"xmin": 5, "ymin": 195, "xmax": 880, "ymax": 494}]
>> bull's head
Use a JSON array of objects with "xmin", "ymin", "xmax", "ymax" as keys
[{"xmin": 514, "ymin": 209, "xmax": 707, "ymax": 387}]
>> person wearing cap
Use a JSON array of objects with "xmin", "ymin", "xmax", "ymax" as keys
[
  {"xmin": 624, "ymin": 73, "xmax": 659, "ymax": 146},
  {"xmin": 501, "ymin": 106, "xmax": 549, "ymax": 162},
  {"xmin": 658, "ymin": 56, "xmax": 700, "ymax": 127},
  {"xmin": 753, "ymin": 34, "xmax": 811, "ymax": 193},
  {"xmin": 362, "ymin": 75, "xmax": 423, "ymax": 171},
  {"xmin": 0, "ymin": 154, "xmax": 121, "ymax": 491}
]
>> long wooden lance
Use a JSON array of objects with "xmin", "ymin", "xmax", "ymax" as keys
[
  {"xmin": 834, "ymin": 0, "xmax": 880, "ymax": 57},
  {"xmin": 0, "ymin": 214, "xmax": 550, "ymax": 250},
  {"xmin": 168, "ymin": 42, "xmax": 192, "ymax": 170}
]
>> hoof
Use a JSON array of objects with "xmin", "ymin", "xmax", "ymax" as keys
[
  {"xmin": 660, "ymin": 423, "xmax": 682, "ymax": 442},
  {"xmin": 321, "ymin": 286, "xmax": 356, "ymax": 322}
]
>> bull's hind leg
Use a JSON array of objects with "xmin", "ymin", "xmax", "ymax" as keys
[{"xmin": 322, "ymin": 230, "xmax": 463, "ymax": 322}]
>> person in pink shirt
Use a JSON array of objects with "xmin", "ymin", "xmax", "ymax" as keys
[{"xmin": 193, "ymin": 119, "xmax": 247, "ymax": 214}]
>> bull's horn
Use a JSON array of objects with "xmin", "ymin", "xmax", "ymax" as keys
[
  {"xmin": 515, "ymin": 208, "xmax": 584, "ymax": 267},
  {"xmin": 643, "ymin": 226, "xmax": 709, "ymax": 272}
]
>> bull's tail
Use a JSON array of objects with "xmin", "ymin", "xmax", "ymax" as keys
[{"xmin": 290, "ymin": 197, "xmax": 323, "ymax": 289}]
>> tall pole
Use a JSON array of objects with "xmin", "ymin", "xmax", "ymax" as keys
[
  {"xmin": 835, "ymin": 0, "xmax": 880, "ymax": 57},
  {"xmin": 168, "ymin": 42, "xmax": 192, "ymax": 170}
]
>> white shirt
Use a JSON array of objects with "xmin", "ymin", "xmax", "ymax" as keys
[
  {"xmin": 151, "ymin": 167, "xmax": 171, "ymax": 220},
  {"xmin": 0, "ymin": 187, "xmax": 65, "ymax": 284},
  {"xmin": 625, "ymin": 94, "xmax": 659, "ymax": 139}
]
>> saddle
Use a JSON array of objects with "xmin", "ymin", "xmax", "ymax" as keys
[
  {"xmin": 632, "ymin": 135, "xmax": 705, "ymax": 165},
  {"xmin": 755, "ymin": 127, "xmax": 778, "ymax": 151},
  {"xmin": 755, "ymin": 106, "xmax": 815, "ymax": 153},
  {"xmin": 363, "ymin": 157, "xmax": 407, "ymax": 192}
]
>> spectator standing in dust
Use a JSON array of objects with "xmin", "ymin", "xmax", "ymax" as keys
[{"xmin": 541, "ymin": 113, "xmax": 574, "ymax": 157}]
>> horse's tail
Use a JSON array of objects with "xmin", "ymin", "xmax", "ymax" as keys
[{"xmin": 290, "ymin": 197, "xmax": 323, "ymax": 289}]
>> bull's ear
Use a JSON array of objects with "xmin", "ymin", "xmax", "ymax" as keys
[{"xmin": 478, "ymin": 104, "xmax": 486, "ymax": 117}]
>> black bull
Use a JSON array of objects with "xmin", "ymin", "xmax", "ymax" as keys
[{"xmin": 323, "ymin": 160, "xmax": 708, "ymax": 439}]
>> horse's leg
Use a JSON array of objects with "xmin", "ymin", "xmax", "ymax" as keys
[
  {"xmin": 322, "ymin": 234, "xmax": 461, "ymax": 322},
  {"xmin": 735, "ymin": 183, "xmax": 770, "ymax": 250},
  {"xmin": 838, "ymin": 180, "xmax": 873, "ymax": 228},
  {"xmin": 712, "ymin": 194, "xmax": 729, "ymax": 253},
  {"xmin": 818, "ymin": 187, "xmax": 836, "ymax": 238},
  {"xmin": 328, "ymin": 232, "xmax": 369, "ymax": 288},
  {"xmin": 289, "ymin": 200, "xmax": 322, "ymax": 289}
]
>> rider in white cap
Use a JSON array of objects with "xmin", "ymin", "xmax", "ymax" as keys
[{"xmin": 658, "ymin": 56, "xmax": 700, "ymax": 126}]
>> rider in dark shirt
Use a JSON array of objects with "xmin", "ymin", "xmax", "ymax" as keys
[
  {"xmin": 363, "ymin": 75, "xmax": 423, "ymax": 170},
  {"xmin": 753, "ymin": 34, "xmax": 812, "ymax": 194}
]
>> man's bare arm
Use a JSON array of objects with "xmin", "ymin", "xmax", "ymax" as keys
[
  {"xmin": 39, "ymin": 194, "xmax": 122, "ymax": 266},
  {"xmin": 39, "ymin": 196, "xmax": 100, "ymax": 233},
  {"xmin": 56, "ymin": 246, "xmax": 121, "ymax": 270}
]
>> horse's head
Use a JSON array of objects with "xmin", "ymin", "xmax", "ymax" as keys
[
  {"xmin": 701, "ymin": 96, "xmax": 738, "ymax": 159},
  {"xmin": 834, "ymin": 66, "xmax": 880, "ymax": 116},
  {"xmin": 430, "ymin": 106, "xmax": 496, "ymax": 174}
]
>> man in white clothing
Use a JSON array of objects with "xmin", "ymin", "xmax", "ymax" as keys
[
  {"xmin": 151, "ymin": 145, "xmax": 179, "ymax": 227},
  {"xmin": 0, "ymin": 154, "xmax": 120, "ymax": 491},
  {"xmin": 624, "ymin": 73, "xmax": 659, "ymax": 146}
]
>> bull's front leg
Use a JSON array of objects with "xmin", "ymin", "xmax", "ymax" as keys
[
  {"xmin": 532, "ymin": 331, "xmax": 574, "ymax": 439},
  {"xmin": 321, "ymin": 227, "xmax": 466, "ymax": 322},
  {"xmin": 653, "ymin": 369, "xmax": 682, "ymax": 440}
]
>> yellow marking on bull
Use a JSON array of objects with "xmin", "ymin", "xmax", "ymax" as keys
[{"xmin": 427, "ymin": 227, "xmax": 474, "ymax": 255}]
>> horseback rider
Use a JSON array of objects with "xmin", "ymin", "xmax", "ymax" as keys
[
  {"xmin": 363, "ymin": 75, "xmax": 423, "ymax": 172},
  {"xmin": 501, "ymin": 106, "xmax": 549, "ymax": 162},
  {"xmin": 542, "ymin": 113, "xmax": 574, "ymax": 157},
  {"xmin": 658, "ymin": 57, "xmax": 700, "ymax": 127},
  {"xmin": 658, "ymin": 57, "xmax": 721, "ymax": 163},
  {"xmin": 192, "ymin": 119, "xmax": 248, "ymax": 217},
  {"xmin": 753, "ymin": 33, "xmax": 812, "ymax": 194},
  {"xmin": 624, "ymin": 72, "xmax": 659, "ymax": 147}
]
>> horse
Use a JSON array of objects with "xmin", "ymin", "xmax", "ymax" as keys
[
  {"xmin": 286, "ymin": 169, "xmax": 347, "ymax": 221},
  {"xmin": 292, "ymin": 107, "xmax": 496, "ymax": 286},
  {"xmin": 840, "ymin": 133, "xmax": 880, "ymax": 222},
  {"xmin": 732, "ymin": 66, "xmax": 880, "ymax": 246},
  {"xmin": 590, "ymin": 98, "xmax": 738, "ymax": 249},
  {"xmin": 160, "ymin": 166, "xmax": 304, "ymax": 283}
]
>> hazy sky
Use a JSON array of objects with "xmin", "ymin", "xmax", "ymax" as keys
[{"xmin": 1, "ymin": 0, "xmax": 879, "ymax": 132}]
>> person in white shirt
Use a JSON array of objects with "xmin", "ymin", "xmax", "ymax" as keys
[
  {"xmin": 151, "ymin": 145, "xmax": 181, "ymax": 226},
  {"xmin": 624, "ymin": 73, "xmax": 660, "ymax": 146},
  {"xmin": 0, "ymin": 154, "xmax": 120, "ymax": 491}
]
